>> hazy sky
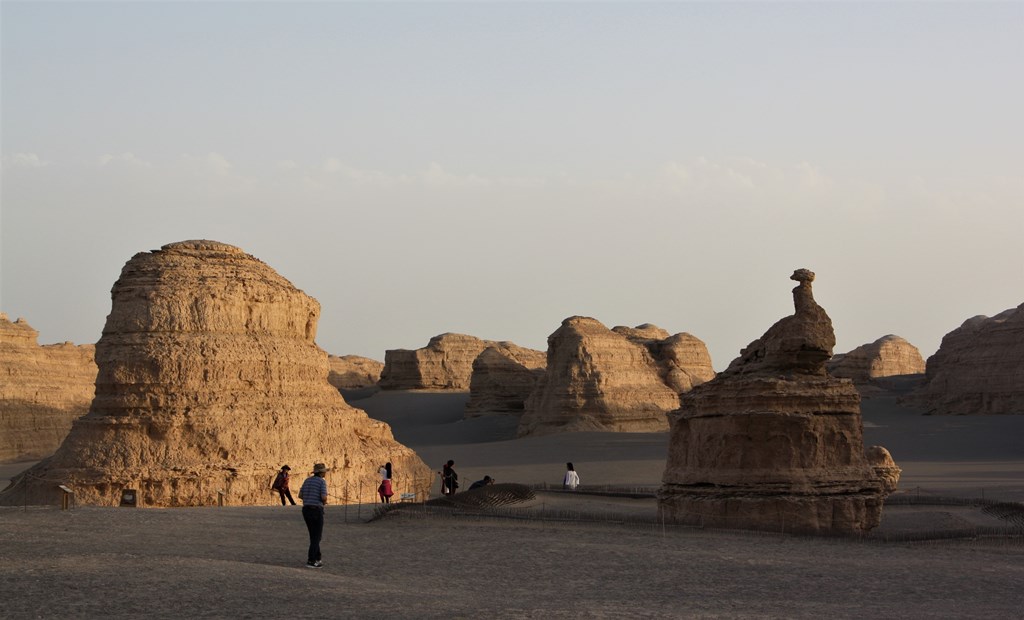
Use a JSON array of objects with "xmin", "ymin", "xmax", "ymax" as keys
[{"xmin": 2, "ymin": 2, "xmax": 1022, "ymax": 370}]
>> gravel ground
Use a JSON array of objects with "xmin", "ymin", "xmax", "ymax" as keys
[
  {"xmin": 3, "ymin": 389, "xmax": 1023, "ymax": 618},
  {"xmin": 2, "ymin": 498, "xmax": 1023, "ymax": 619}
]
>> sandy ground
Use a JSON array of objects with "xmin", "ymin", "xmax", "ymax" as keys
[{"xmin": 2, "ymin": 388, "xmax": 1023, "ymax": 618}]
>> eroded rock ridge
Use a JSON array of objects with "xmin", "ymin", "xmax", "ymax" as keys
[
  {"xmin": 908, "ymin": 304, "xmax": 1024, "ymax": 415},
  {"xmin": 465, "ymin": 344, "xmax": 546, "ymax": 416},
  {"xmin": 0, "ymin": 241, "xmax": 431, "ymax": 507},
  {"xmin": 327, "ymin": 354, "xmax": 383, "ymax": 390},
  {"xmin": 0, "ymin": 315, "xmax": 97, "ymax": 462},
  {"xmin": 517, "ymin": 317, "xmax": 714, "ymax": 436},
  {"xmin": 379, "ymin": 333, "xmax": 500, "ymax": 390}
]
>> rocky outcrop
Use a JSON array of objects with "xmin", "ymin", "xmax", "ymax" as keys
[
  {"xmin": 327, "ymin": 355, "xmax": 383, "ymax": 389},
  {"xmin": 465, "ymin": 345, "xmax": 546, "ymax": 416},
  {"xmin": 611, "ymin": 325, "xmax": 717, "ymax": 393},
  {"xmin": 828, "ymin": 335, "xmax": 925, "ymax": 383},
  {"xmin": 659, "ymin": 269, "xmax": 898, "ymax": 535},
  {"xmin": 379, "ymin": 333, "xmax": 497, "ymax": 390},
  {"xmin": 517, "ymin": 317, "xmax": 707, "ymax": 436},
  {"xmin": 0, "ymin": 241, "xmax": 432, "ymax": 507},
  {"xmin": 0, "ymin": 315, "xmax": 97, "ymax": 462},
  {"xmin": 865, "ymin": 446, "xmax": 901, "ymax": 494},
  {"xmin": 908, "ymin": 304, "xmax": 1024, "ymax": 415}
]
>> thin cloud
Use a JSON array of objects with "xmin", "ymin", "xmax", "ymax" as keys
[
  {"xmin": 6, "ymin": 153, "xmax": 49, "ymax": 168},
  {"xmin": 97, "ymin": 152, "xmax": 152, "ymax": 168},
  {"xmin": 180, "ymin": 152, "xmax": 233, "ymax": 176}
]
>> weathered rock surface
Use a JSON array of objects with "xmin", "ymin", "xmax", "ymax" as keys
[
  {"xmin": 908, "ymin": 304, "xmax": 1024, "ymax": 415},
  {"xmin": 517, "ymin": 317, "xmax": 707, "ymax": 436},
  {"xmin": 828, "ymin": 335, "xmax": 925, "ymax": 383},
  {"xmin": 865, "ymin": 446, "xmax": 901, "ymax": 494},
  {"xmin": 327, "ymin": 355, "xmax": 383, "ymax": 390},
  {"xmin": 0, "ymin": 241, "xmax": 432, "ymax": 507},
  {"xmin": 610, "ymin": 325, "xmax": 717, "ymax": 393},
  {"xmin": 659, "ymin": 269, "xmax": 898, "ymax": 534},
  {"xmin": 465, "ymin": 344, "xmax": 546, "ymax": 416},
  {"xmin": 379, "ymin": 333, "xmax": 499, "ymax": 390},
  {"xmin": 0, "ymin": 315, "xmax": 97, "ymax": 462}
]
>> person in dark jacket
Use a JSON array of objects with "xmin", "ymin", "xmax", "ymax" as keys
[
  {"xmin": 468, "ymin": 475, "xmax": 494, "ymax": 490},
  {"xmin": 272, "ymin": 465, "xmax": 295, "ymax": 506},
  {"xmin": 441, "ymin": 460, "xmax": 458, "ymax": 495}
]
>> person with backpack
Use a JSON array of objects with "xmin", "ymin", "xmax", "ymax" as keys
[{"xmin": 272, "ymin": 465, "xmax": 295, "ymax": 506}]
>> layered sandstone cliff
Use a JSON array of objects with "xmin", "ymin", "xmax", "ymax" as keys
[
  {"xmin": 908, "ymin": 304, "xmax": 1024, "ymax": 415},
  {"xmin": 0, "ymin": 315, "xmax": 97, "ymax": 462},
  {"xmin": 517, "ymin": 318, "xmax": 710, "ymax": 436},
  {"xmin": 0, "ymin": 241, "xmax": 432, "ymax": 507},
  {"xmin": 465, "ymin": 345, "xmax": 546, "ymax": 416},
  {"xmin": 659, "ymin": 269, "xmax": 898, "ymax": 534},
  {"xmin": 828, "ymin": 335, "xmax": 925, "ymax": 383},
  {"xmin": 379, "ymin": 333, "xmax": 498, "ymax": 390},
  {"xmin": 327, "ymin": 354, "xmax": 383, "ymax": 390}
]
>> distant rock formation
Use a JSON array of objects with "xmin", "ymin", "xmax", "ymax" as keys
[
  {"xmin": 379, "ymin": 333, "xmax": 496, "ymax": 390},
  {"xmin": 659, "ymin": 269, "xmax": 898, "ymax": 534},
  {"xmin": 828, "ymin": 335, "xmax": 925, "ymax": 383},
  {"xmin": 622, "ymin": 328, "xmax": 717, "ymax": 393},
  {"xmin": 327, "ymin": 354, "xmax": 383, "ymax": 389},
  {"xmin": 465, "ymin": 344, "xmax": 546, "ymax": 416},
  {"xmin": 518, "ymin": 317, "xmax": 713, "ymax": 436},
  {"xmin": 0, "ymin": 241, "xmax": 432, "ymax": 507},
  {"xmin": 0, "ymin": 315, "xmax": 97, "ymax": 462},
  {"xmin": 908, "ymin": 304, "xmax": 1024, "ymax": 415}
]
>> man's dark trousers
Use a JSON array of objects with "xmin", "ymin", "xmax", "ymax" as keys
[{"xmin": 302, "ymin": 505, "xmax": 324, "ymax": 563}]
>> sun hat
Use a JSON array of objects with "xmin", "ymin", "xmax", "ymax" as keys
[
  {"xmin": 313, "ymin": 463, "xmax": 329, "ymax": 474},
  {"xmin": 281, "ymin": 465, "xmax": 290, "ymax": 471}
]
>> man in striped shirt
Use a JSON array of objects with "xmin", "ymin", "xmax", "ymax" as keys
[{"xmin": 299, "ymin": 463, "xmax": 329, "ymax": 568}]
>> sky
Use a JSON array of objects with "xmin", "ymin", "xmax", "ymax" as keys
[{"xmin": 1, "ymin": 1, "xmax": 1022, "ymax": 371}]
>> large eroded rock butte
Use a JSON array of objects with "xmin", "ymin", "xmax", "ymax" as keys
[
  {"xmin": 659, "ymin": 269, "xmax": 899, "ymax": 534},
  {"xmin": 465, "ymin": 344, "xmax": 547, "ymax": 416},
  {"xmin": 908, "ymin": 304, "xmax": 1024, "ymax": 415},
  {"xmin": 327, "ymin": 354, "xmax": 383, "ymax": 390},
  {"xmin": 0, "ymin": 315, "xmax": 97, "ymax": 462},
  {"xmin": 0, "ymin": 241, "xmax": 432, "ymax": 507},
  {"xmin": 517, "ymin": 317, "xmax": 714, "ymax": 436},
  {"xmin": 379, "ymin": 333, "xmax": 499, "ymax": 390},
  {"xmin": 828, "ymin": 335, "xmax": 926, "ymax": 384}
]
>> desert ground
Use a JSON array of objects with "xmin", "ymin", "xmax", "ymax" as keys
[{"xmin": 2, "ymin": 389, "xmax": 1023, "ymax": 618}]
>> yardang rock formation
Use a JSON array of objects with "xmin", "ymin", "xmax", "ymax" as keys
[
  {"xmin": 659, "ymin": 269, "xmax": 898, "ymax": 534},
  {"xmin": 828, "ymin": 335, "xmax": 925, "ymax": 384},
  {"xmin": 517, "ymin": 317, "xmax": 714, "ymax": 436},
  {"xmin": 0, "ymin": 241, "xmax": 432, "ymax": 507},
  {"xmin": 909, "ymin": 304, "xmax": 1024, "ymax": 415},
  {"xmin": 0, "ymin": 315, "xmax": 97, "ymax": 462},
  {"xmin": 465, "ymin": 344, "xmax": 546, "ymax": 416},
  {"xmin": 379, "ymin": 333, "xmax": 496, "ymax": 390},
  {"xmin": 327, "ymin": 354, "xmax": 383, "ymax": 390}
]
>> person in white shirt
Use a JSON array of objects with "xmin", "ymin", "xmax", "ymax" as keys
[{"xmin": 563, "ymin": 462, "xmax": 580, "ymax": 490}]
